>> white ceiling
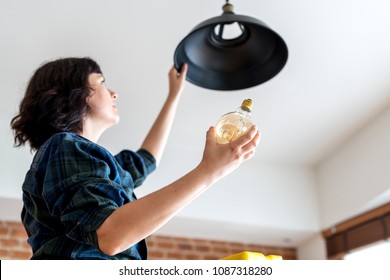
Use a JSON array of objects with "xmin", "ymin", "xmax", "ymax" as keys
[{"xmin": 1, "ymin": 0, "xmax": 390, "ymax": 249}]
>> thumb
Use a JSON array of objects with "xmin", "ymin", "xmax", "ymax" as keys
[
  {"xmin": 179, "ymin": 63, "xmax": 188, "ymax": 76},
  {"xmin": 206, "ymin": 126, "xmax": 216, "ymax": 142}
]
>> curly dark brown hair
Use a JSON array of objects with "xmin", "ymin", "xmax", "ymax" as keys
[{"xmin": 10, "ymin": 57, "xmax": 102, "ymax": 151}]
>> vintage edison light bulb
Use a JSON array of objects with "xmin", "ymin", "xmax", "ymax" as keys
[{"xmin": 215, "ymin": 99, "xmax": 254, "ymax": 144}]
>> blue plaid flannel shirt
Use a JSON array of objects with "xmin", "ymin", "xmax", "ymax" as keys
[{"xmin": 21, "ymin": 132, "xmax": 156, "ymax": 259}]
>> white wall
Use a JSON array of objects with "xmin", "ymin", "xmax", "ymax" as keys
[
  {"xmin": 297, "ymin": 232, "xmax": 326, "ymax": 260},
  {"xmin": 317, "ymin": 106, "xmax": 390, "ymax": 229},
  {"xmin": 136, "ymin": 150, "xmax": 321, "ymax": 247},
  {"xmin": 0, "ymin": 197, "xmax": 23, "ymax": 221},
  {"xmin": 296, "ymin": 105, "xmax": 390, "ymax": 259}
]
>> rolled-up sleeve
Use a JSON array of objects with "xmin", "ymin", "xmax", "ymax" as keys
[{"xmin": 114, "ymin": 148, "xmax": 156, "ymax": 188}]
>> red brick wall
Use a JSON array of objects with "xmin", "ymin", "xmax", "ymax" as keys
[
  {"xmin": 0, "ymin": 221, "xmax": 32, "ymax": 259},
  {"xmin": 147, "ymin": 235, "xmax": 296, "ymax": 260},
  {"xmin": 0, "ymin": 220, "xmax": 296, "ymax": 260}
]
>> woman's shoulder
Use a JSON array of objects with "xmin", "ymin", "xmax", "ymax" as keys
[
  {"xmin": 48, "ymin": 131, "xmax": 77, "ymax": 141},
  {"xmin": 35, "ymin": 132, "xmax": 113, "ymax": 164},
  {"xmin": 43, "ymin": 132, "xmax": 85, "ymax": 148},
  {"xmin": 38, "ymin": 132, "xmax": 102, "ymax": 155}
]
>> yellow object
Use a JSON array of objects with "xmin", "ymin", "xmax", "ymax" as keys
[
  {"xmin": 220, "ymin": 251, "xmax": 283, "ymax": 260},
  {"xmin": 215, "ymin": 99, "xmax": 255, "ymax": 144}
]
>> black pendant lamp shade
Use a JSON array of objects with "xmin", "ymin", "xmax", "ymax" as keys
[{"xmin": 174, "ymin": 1, "xmax": 288, "ymax": 91}]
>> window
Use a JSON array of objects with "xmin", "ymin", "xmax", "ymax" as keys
[
  {"xmin": 322, "ymin": 203, "xmax": 390, "ymax": 259},
  {"xmin": 344, "ymin": 241, "xmax": 390, "ymax": 260}
]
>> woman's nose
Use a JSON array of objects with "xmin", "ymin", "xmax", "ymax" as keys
[{"xmin": 110, "ymin": 89, "xmax": 118, "ymax": 99}]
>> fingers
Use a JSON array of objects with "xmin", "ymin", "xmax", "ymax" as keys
[
  {"xmin": 242, "ymin": 131, "xmax": 261, "ymax": 160},
  {"xmin": 209, "ymin": 125, "xmax": 259, "ymax": 152},
  {"xmin": 201, "ymin": 125, "xmax": 260, "ymax": 180},
  {"xmin": 241, "ymin": 126, "xmax": 260, "ymax": 147},
  {"xmin": 232, "ymin": 125, "xmax": 259, "ymax": 146},
  {"xmin": 170, "ymin": 64, "xmax": 188, "ymax": 80},
  {"xmin": 230, "ymin": 125, "xmax": 260, "ymax": 159},
  {"xmin": 168, "ymin": 64, "xmax": 188, "ymax": 96}
]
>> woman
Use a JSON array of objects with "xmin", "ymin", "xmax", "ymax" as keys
[{"xmin": 10, "ymin": 57, "xmax": 260, "ymax": 259}]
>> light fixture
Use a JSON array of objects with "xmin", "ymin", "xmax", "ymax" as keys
[{"xmin": 174, "ymin": 1, "xmax": 288, "ymax": 91}]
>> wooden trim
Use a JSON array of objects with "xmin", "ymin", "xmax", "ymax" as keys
[{"xmin": 322, "ymin": 202, "xmax": 390, "ymax": 238}]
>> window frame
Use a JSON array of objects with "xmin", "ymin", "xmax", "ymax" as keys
[{"xmin": 322, "ymin": 203, "xmax": 390, "ymax": 259}]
